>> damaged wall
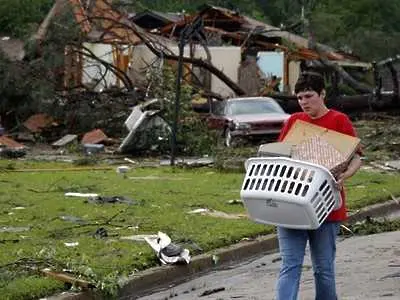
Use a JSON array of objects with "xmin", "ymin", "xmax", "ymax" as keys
[
  {"xmin": 76, "ymin": 41, "xmax": 241, "ymax": 97},
  {"xmin": 81, "ymin": 42, "xmax": 133, "ymax": 91},
  {"xmin": 130, "ymin": 44, "xmax": 242, "ymax": 98}
]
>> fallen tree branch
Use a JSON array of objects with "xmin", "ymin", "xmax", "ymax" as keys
[{"xmin": 42, "ymin": 269, "xmax": 96, "ymax": 289}]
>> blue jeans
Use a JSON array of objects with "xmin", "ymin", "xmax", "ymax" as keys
[{"xmin": 276, "ymin": 222, "xmax": 340, "ymax": 300}]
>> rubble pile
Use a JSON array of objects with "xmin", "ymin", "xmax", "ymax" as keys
[{"xmin": 353, "ymin": 112, "xmax": 400, "ymax": 161}]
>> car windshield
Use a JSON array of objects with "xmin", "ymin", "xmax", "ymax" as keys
[{"xmin": 226, "ymin": 98, "xmax": 284, "ymax": 115}]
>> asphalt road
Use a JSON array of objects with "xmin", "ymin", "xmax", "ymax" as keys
[{"xmin": 137, "ymin": 231, "xmax": 400, "ymax": 300}]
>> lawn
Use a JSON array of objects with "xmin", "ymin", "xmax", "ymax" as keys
[{"xmin": 0, "ymin": 158, "xmax": 399, "ymax": 299}]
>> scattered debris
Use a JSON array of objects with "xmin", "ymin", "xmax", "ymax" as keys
[
  {"xmin": 0, "ymin": 35, "xmax": 25, "ymax": 61},
  {"xmin": 272, "ymin": 257, "xmax": 282, "ymax": 263},
  {"xmin": 380, "ymin": 272, "xmax": 400, "ymax": 280},
  {"xmin": 212, "ymin": 254, "xmax": 219, "ymax": 265},
  {"xmin": 120, "ymin": 234, "xmax": 157, "ymax": 242},
  {"xmin": 0, "ymin": 239, "xmax": 20, "ymax": 244},
  {"xmin": 93, "ymin": 227, "xmax": 108, "ymax": 239},
  {"xmin": 83, "ymin": 143, "xmax": 105, "ymax": 155},
  {"xmin": 159, "ymin": 157, "xmax": 214, "ymax": 167},
  {"xmin": 369, "ymin": 162, "xmax": 395, "ymax": 171},
  {"xmin": 86, "ymin": 195, "xmax": 137, "ymax": 205},
  {"xmin": 52, "ymin": 134, "xmax": 78, "ymax": 147},
  {"xmin": 119, "ymin": 100, "xmax": 170, "ymax": 153},
  {"xmin": 188, "ymin": 208, "xmax": 247, "ymax": 220},
  {"xmin": 0, "ymin": 135, "xmax": 26, "ymax": 158},
  {"xmin": 199, "ymin": 287, "xmax": 226, "ymax": 297},
  {"xmin": 0, "ymin": 147, "xmax": 26, "ymax": 159},
  {"xmin": 342, "ymin": 216, "xmax": 400, "ymax": 236},
  {"xmin": 81, "ymin": 129, "xmax": 108, "ymax": 145},
  {"xmin": 144, "ymin": 231, "xmax": 190, "ymax": 265},
  {"xmin": 382, "ymin": 188, "xmax": 400, "ymax": 205},
  {"xmin": 42, "ymin": 268, "xmax": 95, "ymax": 289},
  {"xmin": 124, "ymin": 157, "xmax": 137, "ymax": 164},
  {"xmin": 64, "ymin": 242, "xmax": 79, "ymax": 247},
  {"xmin": 340, "ymin": 224, "xmax": 354, "ymax": 235},
  {"xmin": 0, "ymin": 135, "xmax": 25, "ymax": 149},
  {"xmin": 116, "ymin": 165, "xmax": 130, "ymax": 174},
  {"xmin": 385, "ymin": 160, "xmax": 400, "ymax": 170},
  {"xmin": 23, "ymin": 113, "xmax": 57, "ymax": 133},
  {"xmin": 16, "ymin": 131, "xmax": 35, "ymax": 143},
  {"xmin": 227, "ymin": 199, "xmax": 243, "ymax": 205},
  {"xmin": 65, "ymin": 192, "xmax": 99, "ymax": 198},
  {"xmin": 0, "ymin": 226, "xmax": 30, "ymax": 233},
  {"xmin": 60, "ymin": 215, "xmax": 87, "ymax": 224},
  {"xmin": 129, "ymin": 175, "xmax": 189, "ymax": 181}
]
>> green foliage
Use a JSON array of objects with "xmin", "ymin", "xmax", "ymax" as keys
[
  {"xmin": 311, "ymin": 0, "xmax": 400, "ymax": 60},
  {"xmin": 0, "ymin": 0, "xmax": 53, "ymax": 38},
  {"xmin": 0, "ymin": 276, "xmax": 64, "ymax": 300}
]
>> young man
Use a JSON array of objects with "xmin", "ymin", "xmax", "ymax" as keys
[{"xmin": 275, "ymin": 71, "xmax": 362, "ymax": 300}]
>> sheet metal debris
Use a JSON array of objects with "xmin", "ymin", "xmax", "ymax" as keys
[
  {"xmin": 188, "ymin": 208, "xmax": 247, "ymax": 219},
  {"xmin": 120, "ymin": 234, "xmax": 158, "ymax": 242},
  {"xmin": 81, "ymin": 129, "xmax": 108, "ymax": 144},
  {"xmin": 119, "ymin": 99, "xmax": 170, "ymax": 153},
  {"xmin": 0, "ymin": 136, "xmax": 25, "ymax": 149},
  {"xmin": 52, "ymin": 134, "xmax": 78, "ymax": 147},
  {"xmin": 23, "ymin": 113, "xmax": 57, "ymax": 133}
]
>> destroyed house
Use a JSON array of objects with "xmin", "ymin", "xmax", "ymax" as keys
[{"xmin": 63, "ymin": 2, "xmax": 371, "ymax": 98}]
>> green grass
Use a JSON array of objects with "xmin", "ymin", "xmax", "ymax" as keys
[{"xmin": 0, "ymin": 159, "xmax": 399, "ymax": 298}]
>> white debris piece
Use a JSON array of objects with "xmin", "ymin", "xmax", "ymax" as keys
[
  {"xmin": 116, "ymin": 165, "xmax": 130, "ymax": 174},
  {"xmin": 64, "ymin": 192, "xmax": 99, "ymax": 198},
  {"xmin": 144, "ymin": 231, "xmax": 190, "ymax": 265}
]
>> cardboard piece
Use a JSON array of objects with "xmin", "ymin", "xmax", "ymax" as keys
[
  {"xmin": 283, "ymin": 120, "xmax": 361, "ymax": 176},
  {"xmin": 283, "ymin": 119, "xmax": 360, "ymax": 160},
  {"xmin": 292, "ymin": 136, "xmax": 348, "ymax": 176}
]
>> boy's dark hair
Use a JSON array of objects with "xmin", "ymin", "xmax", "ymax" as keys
[{"xmin": 294, "ymin": 71, "xmax": 325, "ymax": 94}]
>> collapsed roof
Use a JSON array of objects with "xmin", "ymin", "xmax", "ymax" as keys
[{"xmin": 131, "ymin": 4, "xmax": 368, "ymax": 66}]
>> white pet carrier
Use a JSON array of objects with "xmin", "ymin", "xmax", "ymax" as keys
[{"xmin": 240, "ymin": 157, "xmax": 342, "ymax": 229}]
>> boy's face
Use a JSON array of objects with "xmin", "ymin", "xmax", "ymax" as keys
[{"xmin": 296, "ymin": 90, "xmax": 325, "ymax": 118}]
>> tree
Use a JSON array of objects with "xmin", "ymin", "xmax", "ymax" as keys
[{"xmin": 0, "ymin": 0, "xmax": 53, "ymax": 37}]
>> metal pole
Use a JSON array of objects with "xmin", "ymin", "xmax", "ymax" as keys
[{"xmin": 171, "ymin": 33, "xmax": 185, "ymax": 166}]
